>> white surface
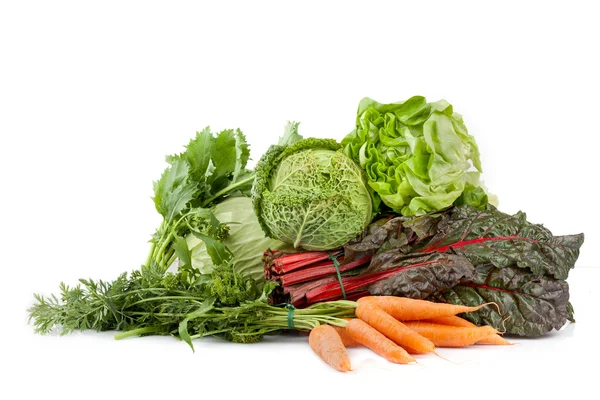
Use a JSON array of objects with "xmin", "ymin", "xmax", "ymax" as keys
[{"xmin": 1, "ymin": 1, "xmax": 598, "ymax": 399}]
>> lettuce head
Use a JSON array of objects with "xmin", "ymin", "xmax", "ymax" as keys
[{"xmin": 341, "ymin": 96, "xmax": 489, "ymax": 216}]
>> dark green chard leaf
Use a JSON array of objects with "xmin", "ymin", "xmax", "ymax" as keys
[
  {"xmin": 343, "ymin": 216, "xmax": 410, "ymax": 262},
  {"xmin": 365, "ymin": 252, "xmax": 475, "ymax": 299},
  {"xmin": 428, "ymin": 264, "xmax": 573, "ymax": 336},
  {"xmin": 343, "ymin": 212, "xmax": 443, "ymax": 262},
  {"xmin": 420, "ymin": 204, "xmax": 584, "ymax": 280}
]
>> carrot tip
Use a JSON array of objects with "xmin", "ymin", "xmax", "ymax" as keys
[
  {"xmin": 432, "ymin": 350, "xmax": 456, "ymax": 365},
  {"xmin": 480, "ymin": 301, "xmax": 502, "ymax": 315}
]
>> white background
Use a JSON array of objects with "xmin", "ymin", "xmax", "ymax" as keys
[{"xmin": 1, "ymin": 1, "xmax": 598, "ymax": 399}]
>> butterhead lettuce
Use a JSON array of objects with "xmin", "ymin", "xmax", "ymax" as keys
[{"xmin": 342, "ymin": 96, "xmax": 488, "ymax": 216}]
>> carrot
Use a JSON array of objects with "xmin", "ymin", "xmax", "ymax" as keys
[
  {"xmin": 331, "ymin": 324, "xmax": 362, "ymax": 348},
  {"xmin": 403, "ymin": 321, "xmax": 500, "ymax": 347},
  {"xmin": 346, "ymin": 318, "xmax": 416, "ymax": 364},
  {"xmin": 422, "ymin": 315, "xmax": 476, "ymax": 327},
  {"xmin": 355, "ymin": 301, "xmax": 435, "ymax": 354},
  {"xmin": 423, "ymin": 316, "xmax": 511, "ymax": 345},
  {"xmin": 308, "ymin": 325, "xmax": 352, "ymax": 372},
  {"xmin": 359, "ymin": 296, "xmax": 498, "ymax": 321}
]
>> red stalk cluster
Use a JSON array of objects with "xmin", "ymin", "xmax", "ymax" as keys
[{"xmin": 264, "ymin": 249, "xmax": 373, "ymax": 307}]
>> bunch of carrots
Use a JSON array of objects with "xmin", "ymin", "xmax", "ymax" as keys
[{"xmin": 309, "ymin": 296, "xmax": 511, "ymax": 372}]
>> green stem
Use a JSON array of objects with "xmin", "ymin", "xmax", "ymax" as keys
[
  {"xmin": 144, "ymin": 241, "xmax": 157, "ymax": 268},
  {"xmin": 114, "ymin": 326, "xmax": 158, "ymax": 340},
  {"xmin": 157, "ymin": 248, "xmax": 175, "ymax": 272},
  {"xmin": 148, "ymin": 211, "xmax": 195, "ymax": 269},
  {"xmin": 165, "ymin": 252, "xmax": 177, "ymax": 270},
  {"xmin": 201, "ymin": 174, "xmax": 255, "ymax": 207},
  {"xmin": 128, "ymin": 296, "xmax": 205, "ymax": 307}
]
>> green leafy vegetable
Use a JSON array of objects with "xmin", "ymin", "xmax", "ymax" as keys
[
  {"xmin": 252, "ymin": 122, "xmax": 373, "ymax": 250},
  {"xmin": 341, "ymin": 96, "xmax": 488, "ymax": 216},
  {"xmin": 428, "ymin": 264, "xmax": 574, "ymax": 337},
  {"xmin": 27, "ymin": 263, "xmax": 356, "ymax": 349},
  {"xmin": 419, "ymin": 204, "xmax": 585, "ymax": 280},
  {"xmin": 331, "ymin": 204, "xmax": 584, "ymax": 336},
  {"xmin": 364, "ymin": 253, "xmax": 475, "ymax": 299},
  {"xmin": 186, "ymin": 196, "xmax": 292, "ymax": 286},
  {"xmin": 147, "ymin": 127, "xmax": 254, "ymax": 273}
]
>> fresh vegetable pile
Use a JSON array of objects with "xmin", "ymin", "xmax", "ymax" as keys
[
  {"xmin": 267, "ymin": 205, "xmax": 583, "ymax": 337},
  {"xmin": 29, "ymin": 95, "xmax": 585, "ymax": 372}
]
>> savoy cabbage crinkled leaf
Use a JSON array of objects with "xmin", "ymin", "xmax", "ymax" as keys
[
  {"xmin": 341, "ymin": 96, "xmax": 488, "ymax": 216},
  {"xmin": 252, "ymin": 123, "xmax": 373, "ymax": 251}
]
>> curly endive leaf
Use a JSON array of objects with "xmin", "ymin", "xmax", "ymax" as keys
[{"xmin": 428, "ymin": 264, "xmax": 573, "ymax": 337}]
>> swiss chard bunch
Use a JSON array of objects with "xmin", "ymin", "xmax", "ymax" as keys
[
  {"xmin": 350, "ymin": 204, "xmax": 584, "ymax": 336},
  {"xmin": 270, "ymin": 204, "xmax": 585, "ymax": 337}
]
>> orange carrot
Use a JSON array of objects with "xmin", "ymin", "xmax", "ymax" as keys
[
  {"xmin": 309, "ymin": 325, "xmax": 351, "ymax": 372},
  {"xmin": 355, "ymin": 301, "xmax": 436, "ymax": 354},
  {"xmin": 331, "ymin": 325, "xmax": 362, "ymax": 348},
  {"xmin": 423, "ymin": 316, "xmax": 511, "ymax": 345},
  {"xmin": 422, "ymin": 315, "xmax": 476, "ymax": 327},
  {"xmin": 346, "ymin": 318, "xmax": 416, "ymax": 364},
  {"xmin": 403, "ymin": 321, "xmax": 500, "ymax": 347},
  {"xmin": 359, "ymin": 296, "xmax": 498, "ymax": 321}
]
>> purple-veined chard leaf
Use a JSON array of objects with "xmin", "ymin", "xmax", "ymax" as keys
[
  {"xmin": 365, "ymin": 252, "xmax": 475, "ymax": 299},
  {"xmin": 419, "ymin": 205, "xmax": 584, "ymax": 280},
  {"xmin": 343, "ymin": 212, "xmax": 442, "ymax": 262},
  {"xmin": 427, "ymin": 264, "xmax": 573, "ymax": 337}
]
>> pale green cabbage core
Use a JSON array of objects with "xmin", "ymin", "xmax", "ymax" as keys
[
  {"xmin": 260, "ymin": 148, "xmax": 372, "ymax": 251},
  {"xmin": 186, "ymin": 197, "xmax": 291, "ymax": 286}
]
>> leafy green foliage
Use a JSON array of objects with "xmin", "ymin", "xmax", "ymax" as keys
[
  {"xmin": 341, "ymin": 96, "xmax": 488, "ymax": 216},
  {"xmin": 252, "ymin": 123, "xmax": 373, "ymax": 251},
  {"xmin": 153, "ymin": 158, "xmax": 197, "ymax": 222},
  {"xmin": 28, "ymin": 124, "xmax": 361, "ymax": 347},
  {"xmin": 28, "ymin": 263, "xmax": 356, "ymax": 348},
  {"xmin": 429, "ymin": 264, "xmax": 574, "ymax": 337},
  {"xmin": 418, "ymin": 204, "xmax": 585, "ymax": 280},
  {"xmin": 365, "ymin": 253, "xmax": 476, "ymax": 299},
  {"xmin": 342, "ymin": 204, "xmax": 584, "ymax": 336},
  {"xmin": 208, "ymin": 264, "xmax": 259, "ymax": 305},
  {"xmin": 148, "ymin": 127, "xmax": 254, "ymax": 273}
]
